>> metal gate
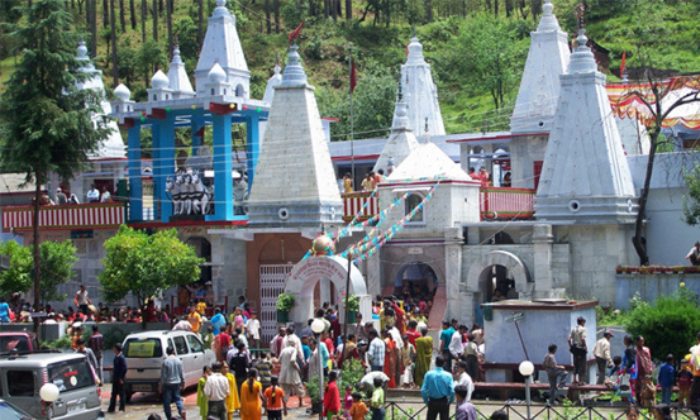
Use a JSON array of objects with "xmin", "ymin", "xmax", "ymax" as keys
[{"xmin": 259, "ymin": 264, "xmax": 294, "ymax": 344}]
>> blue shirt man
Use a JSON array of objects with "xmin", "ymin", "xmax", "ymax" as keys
[
  {"xmin": 422, "ymin": 356, "xmax": 455, "ymax": 420},
  {"xmin": 210, "ymin": 308, "xmax": 226, "ymax": 336}
]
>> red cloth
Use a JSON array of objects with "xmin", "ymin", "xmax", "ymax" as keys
[
  {"xmin": 273, "ymin": 336, "xmax": 284, "ymax": 357},
  {"xmin": 406, "ymin": 329, "xmax": 419, "ymax": 347},
  {"xmin": 288, "ymin": 20, "xmax": 304, "ymax": 44},
  {"xmin": 325, "ymin": 337, "xmax": 335, "ymax": 355},
  {"xmin": 393, "ymin": 304, "xmax": 405, "ymax": 335},
  {"xmin": 323, "ymin": 381, "xmax": 341, "ymax": 415}
]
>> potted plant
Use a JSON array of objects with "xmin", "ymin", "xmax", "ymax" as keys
[
  {"xmin": 345, "ymin": 295, "xmax": 360, "ymax": 323},
  {"xmin": 276, "ymin": 292, "xmax": 295, "ymax": 323}
]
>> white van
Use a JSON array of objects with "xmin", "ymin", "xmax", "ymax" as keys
[{"xmin": 122, "ymin": 330, "xmax": 215, "ymax": 401}]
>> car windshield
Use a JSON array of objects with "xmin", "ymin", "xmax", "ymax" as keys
[
  {"xmin": 0, "ymin": 401, "xmax": 33, "ymax": 420},
  {"xmin": 124, "ymin": 337, "xmax": 163, "ymax": 358},
  {"xmin": 48, "ymin": 359, "xmax": 95, "ymax": 393},
  {"xmin": 0, "ymin": 336, "xmax": 30, "ymax": 353}
]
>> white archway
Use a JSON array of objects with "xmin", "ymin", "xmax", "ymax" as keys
[
  {"xmin": 466, "ymin": 250, "xmax": 533, "ymax": 299},
  {"xmin": 285, "ymin": 256, "xmax": 372, "ymax": 324}
]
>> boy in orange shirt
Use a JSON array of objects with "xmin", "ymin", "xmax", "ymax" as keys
[
  {"xmin": 264, "ymin": 376, "xmax": 288, "ymax": 420},
  {"xmin": 349, "ymin": 392, "xmax": 368, "ymax": 420}
]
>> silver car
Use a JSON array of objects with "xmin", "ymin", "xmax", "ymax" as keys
[
  {"xmin": 0, "ymin": 352, "xmax": 101, "ymax": 420},
  {"xmin": 122, "ymin": 330, "xmax": 215, "ymax": 401}
]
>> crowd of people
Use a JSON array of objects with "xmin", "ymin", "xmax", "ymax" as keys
[{"xmin": 141, "ymin": 294, "xmax": 490, "ymax": 420}]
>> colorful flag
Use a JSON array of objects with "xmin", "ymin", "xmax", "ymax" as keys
[
  {"xmin": 350, "ymin": 59, "xmax": 357, "ymax": 93},
  {"xmin": 620, "ymin": 51, "xmax": 626, "ymax": 77},
  {"xmin": 288, "ymin": 20, "xmax": 304, "ymax": 44}
]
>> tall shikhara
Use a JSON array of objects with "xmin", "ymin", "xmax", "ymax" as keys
[
  {"xmin": 535, "ymin": 30, "xmax": 637, "ymax": 223},
  {"xmin": 247, "ymin": 45, "xmax": 343, "ymax": 227}
]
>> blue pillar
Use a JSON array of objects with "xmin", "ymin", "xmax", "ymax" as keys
[
  {"xmin": 127, "ymin": 126, "xmax": 143, "ymax": 222},
  {"xmin": 191, "ymin": 114, "xmax": 205, "ymax": 155},
  {"xmin": 151, "ymin": 123, "xmax": 162, "ymax": 221},
  {"xmin": 158, "ymin": 116, "xmax": 175, "ymax": 221},
  {"xmin": 246, "ymin": 114, "xmax": 260, "ymax": 188},
  {"xmin": 210, "ymin": 113, "xmax": 233, "ymax": 221}
]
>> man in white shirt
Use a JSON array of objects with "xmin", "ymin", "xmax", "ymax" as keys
[
  {"xmin": 593, "ymin": 330, "xmax": 614, "ymax": 385},
  {"xmin": 74, "ymin": 285, "xmax": 91, "ymax": 315},
  {"xmin": 245, "ymin": 312, "xmax": 261, "ymax": 356},
  {"xmin": 454, "ymin": 361, "xmax": 474, "ymax": 401},
  {"xmin": 86, "ymin": 184, "xmax": 100, "ymax": 203},
  {"xmin": 450, "ymin": 325, "xmax": 467, "ymax": 362},
  {"xmin": 204, "ymin": 362, "xmax": 229, "ymax": 420},
  {"xmin": 282, "ymin": 324, "xmax": 304, "ymax": 364}
]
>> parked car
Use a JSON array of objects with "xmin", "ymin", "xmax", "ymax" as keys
[
  {"xmin": 0, "ymin": 332, "xmax": 40, "ymax": 353},
  {"xmin": 0, "ymin": 397, "xmax": 36, "ymax": 420},
  {"xmin": 0, "ymin": 352, "xmax": 101, "ymax": 420},
  {"xmin": 122, "ymin": 330, "xmax": 216, "ymax": 401}
]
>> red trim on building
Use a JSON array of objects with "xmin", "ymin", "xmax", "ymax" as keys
[
  {"xmin": 128, "ymin": 219, "xmax": 248, "ymax": 230},
  {"xmin": 332, "ymin": 154, "xmax": 380, "ymax": 162}
]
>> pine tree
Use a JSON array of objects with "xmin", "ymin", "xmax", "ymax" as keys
[
  {"xmin": 152, "ymin": 0, "xmax": 158, "ymax": 41},
  {"xmin": 0, "ymin": 0, "xmax": 110, "ymax": 323},
  {"xmin": 130, "ymin": 0, "xmax": 136, "ymax": 29},
  {"xmin": 119, "ymin": 0, "xmax": 126, "ymax": 32},
  {"xmin": 111, "ymin": 0, "xmax": 118, "ymax": 86},
  {"xmin": 141, "ymin": 0, "xmax": 146, "ymax": 42}
]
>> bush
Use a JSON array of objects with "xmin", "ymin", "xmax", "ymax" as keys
[
  {"xmin": 625, "ymin": 288, "xmax": 700, "ymax": 361},
  {"xmin": 276, "ymin": 293, "xmax": 295, "ymax": 312}
]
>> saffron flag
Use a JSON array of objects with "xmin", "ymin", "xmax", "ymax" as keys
[
  {"xmin": 620, "ymin": 51, "xmax": 626, "ymax": 77},
  {"xmin": 289, "ymin": 20, "xmax": 304, "ymax": 44},
  {"xmin": 350, "ymin": 59, "xmax": 357, "ymax": 93}
]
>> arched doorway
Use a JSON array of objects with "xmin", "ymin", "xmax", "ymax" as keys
[
  {"xmin": 285, "ymin": 256, "xmax": 372, "ymax": 325},
  {"xmin": 477, "ymin": 265, "xmax": 517, "ymax": 302},
  {"xmin": 394, "ymin": 262, "xmax": 438, "ymax": 299}
]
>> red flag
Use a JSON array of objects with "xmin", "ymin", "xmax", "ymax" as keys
[
  {"xmin": 620, "ymin": 51, "xmax": 626, "ymax": 77},
  {"xmin": 350, "ymin": 59, "xmax": 357, "ymax": 93},
  {"xmin": 288, "ymin": 20, "xmax": 304, "ymax": 44}
]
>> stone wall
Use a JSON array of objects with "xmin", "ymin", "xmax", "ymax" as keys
[
  {"xmin": 615, "ymin": 272, "xmax": 700, "ymax": 309},
  {"xmin": 509, "ymin": 134, "xmax": 548, "ymax": 190}
]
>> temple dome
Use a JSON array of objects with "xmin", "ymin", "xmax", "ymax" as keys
[
  {"xmin": 114, "ymin": 83, "xmax": 131, "ymax": 101},
  {"xmin": 151, "ymin": 70, "xmax": 169, "ymax": 89},
  {"xmin": 208, "ymin": 62, "xmax": 227, "ymax": 83},
  {"xmin": 388, "ymin": 142, "xmax": 471, "ymax": 182}
]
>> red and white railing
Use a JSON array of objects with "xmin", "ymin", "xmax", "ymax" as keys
[
  {"xmin": 480, "ymin": 187, "xmax": 535, "ymax": 220},
  {"xmin": 341, "ymin": 191, "xmax": 378, "ymax": 222},
  {"xmin": 1, "ymin": 203, "xmax": 125, "ymax": 232}
]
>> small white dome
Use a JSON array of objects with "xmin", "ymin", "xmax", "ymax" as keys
[
  {"xmin": 407, "ymin": 38, "xmax": 423, "ymax": 57},
  {"xmin": 208, "ymin": 63, "xmax": 227, "ymax": 83},
  {"xmin": 77, "ymin": 41, "xmax": 88, "ymax": 60},
  {"xmin": 151, "ymin": 70, "xmax": 170, "ymax": 89},
  {"xmin": 114, "ymin": 83, "xmax": 131, "ymax": 101},
  {"xmin": 216, "ymin": 0, "xmax": 226, "ymax": 6}
]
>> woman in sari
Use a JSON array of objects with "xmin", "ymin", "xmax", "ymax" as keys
[
  {"xmin": 240, "ymin": 368, "xmax": 263, "ymax": 420},
  {"xmin": 382, "ymin": 329, "xmax": 400, "ymax": 388},
  {"xmin": 414, "ymin": 327, "xmax": 433, "ymax": 387}
]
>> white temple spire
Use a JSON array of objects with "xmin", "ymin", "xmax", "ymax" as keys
[
  {"xmin": 373, "ymin": 83, "xmax": 419, "ymax": 173},
  {"xmin": 400, "ymin": 36, "xmax": 445, "ymax": 137},
  {"xmin": 509, "ymin": 0, "xmax": 570, "ymax": 134},
  {"xmin": 167, "ymin": 39, "xmax": 195, "ymax": 98},
  {"xmin": 535, "ymin": 28, "xmax": 637, "ymax": 223}
]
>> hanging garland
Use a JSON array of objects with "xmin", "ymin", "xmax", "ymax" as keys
[
  {"xmin": 346, "ymin": 179, "xmax": 442, "ymax": 264},
  {"xmin": 331, "ymin": 188, "xmax": 379, "ymax": 243}
]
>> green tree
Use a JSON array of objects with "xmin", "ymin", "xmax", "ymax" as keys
[
  {"xmin": 0, "ymin": 240, "xmax": 77, "ymax": 305},
  {"xmin": 0, "ymin": 0, "xmax": 110, "ymax": 320},
  {"xmin": 0, "ymin": 240, "xmax": 32, "ymax": 297},
  {"xmin": 682, "ymin": 163, "xmax": 700, "ymax": 226},
  {"xmin": 625, "ymin": 289, "xmax": 700, "ymax": 363},
  {"xmin": 99, "ymin": 226, "xmax": 204, "ymax": 327},
  {"xmin": 135, "ymin": 38, "xmax": 166, "ymax": 85}
]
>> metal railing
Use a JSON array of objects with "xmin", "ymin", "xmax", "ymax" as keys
[
  {"xmin": 480, "ymin": 187, "xmax": 536, "ymax": 221},
  {"xmin": 1, "ymin": 202, "xmax": 126, "ymax": 232},
  {"xmin": 383, "ymin": 401, "xmax": 695, "ymax": 420}
]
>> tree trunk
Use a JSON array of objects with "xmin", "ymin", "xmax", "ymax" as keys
[
  {"xmin": 32, "ymin": 169, "xmax": 42, "ymax": 335},
  {"xmin": 425, "ymin": 0, "xmax": 432, "ymax": 22},
  {"xmin": 91, "ymin": 0, "xmax": 98, "ymax": 57},
  {"xmin": 142, "ymin": 0, "xmax": 147, "ymax": 42},
  {"xmin": 159, "ymin": 0, "xmax": 164, "ymax": 13},
  {"xmin": 166, "ymin": 0, "xmax": 173, "ymax": 54},
  {"xmin": 119, "ymin": 0, "xmax": 126, "ymax": 31},
  {"xmin": 103, "ymin": 0, "xmax": 109, "ymax": 26},
  {"xmin": 346, "ymin": 0, "xmax": 351, "ymax": 21},
  {"xmin": 130, "ymin": 0, "xmax": 137, "ymax": 29},
  {"xmin": 111, "ymin": 0, "xmax": 119, "ymax": 87},
  {"xmin": 198, "ymin": 0, "xmax": 204, "ymax": 44},
  {"xmin": 265, "ymin": 0, "xmax": 271, "ymax": 34},
  {"xmin": 331, "ymin": 0, "xmax": 337, "ymax": 21},
  {"xmin": 505, "ymin": 0, "xmax": 511, "ymax": 17},
  {"xmin": 274, "ymin": 0, "xmax": 280, "ymax": 34},
  {"xmin": 85, "ymin": 0, "xmax": 92, "ymax": 48},
  {"xmin": 494, "ymin": 0, "xmax": 498, "ymax": 16},
  {"xmin": 152, "ymin": 0, "xmax": 158, "ymax": 41},
  {"xmin": 309, "ymin": 0, "xmax": 315, "ymax": 17},
  {"xmin": 323, "ymin": 0, "xmax": 329, "ymax": 19}
]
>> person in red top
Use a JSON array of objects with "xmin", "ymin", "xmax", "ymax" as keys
[
  {"xmin": 213, "ymin": 326, "xmax": 232, "ymax": 362},
  {"xmin": 145, "ymin": 300, "xmax": 158, "ymax": 322},
  {"xmin": 322, "ymin": 331, "xmax": 335, "ymax": 355},
  {"xmin": 405, "ymin": 321, "xmax": 420, "ymax": 347},
  {"xmin": 390, "ymin": 297, "xmax": 405, "ymax": 335},
  {"xmin": 323, "ymin": 371, "xmax": 341, "ymax": 420}
]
